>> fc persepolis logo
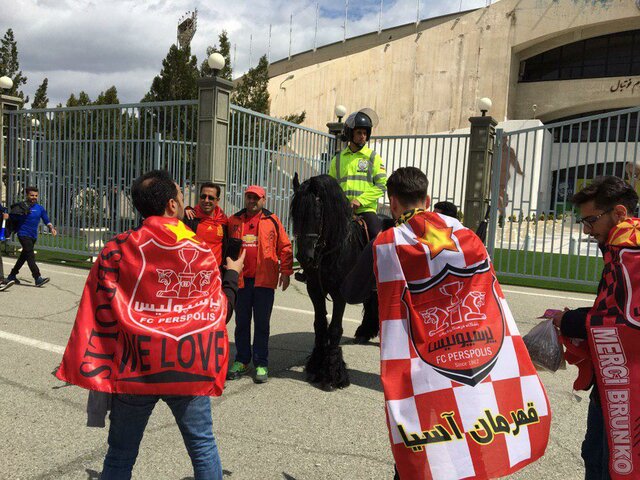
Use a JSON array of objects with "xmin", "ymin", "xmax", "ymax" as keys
[
  {"xmin": 127, "ymin": 239, "xmax": 222, "ymax": 340},
  {"xmin": 403, "ymin": 261, "xmax": 505, "ymax": 386}
]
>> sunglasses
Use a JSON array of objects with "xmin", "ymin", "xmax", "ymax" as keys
[
  {"xmin": 200, "ymin": 194, "xmax": 219, "ymax": 201},
  {"xmin": 576, "ymin": 208, "xmax": 612, "ymax": 228}
]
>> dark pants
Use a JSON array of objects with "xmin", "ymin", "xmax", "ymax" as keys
[
  {"xmin": 582, "ymin": 389, "xmax": 611, "ymax": 480},
  {"xmin": 10, "ymin": 236, "xmax": 40, "ymax": 279},
  {"xmin": 360, "ymin": 211, "xmax": 382, "ymax": 239},
  {"xmin": 234, "ymin": 277, "xmax": 275, "ymax": 367}
]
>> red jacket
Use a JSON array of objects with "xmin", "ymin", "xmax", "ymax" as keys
[{"xmin": 228, "ymin": 208, "xmax": 293, "ymax": 289}]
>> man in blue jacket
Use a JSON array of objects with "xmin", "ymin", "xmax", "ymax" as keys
[{"xmin": 7, "ymin": 186, "xmax": 57, "ymax": 287}]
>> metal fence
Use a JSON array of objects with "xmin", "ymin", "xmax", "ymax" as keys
[
  {"xmin": 4, "ymin": 100, "xmax": 199, "ymax": 256},
  {"xmin": 2, "ymin": 100, "xmax": 336, "ymax": 256},
  {"xmin": 488, "ymin": 107, "xmax": 640, "ymax": 287},
  {"xmin": 226, "ymin": 105, "xmax": 335, "ymax": 228},
  {"xmin": 4, "ymin": 96, "xmax": 637, "ymax": 288},
  {"xmin": 370, "ymin": 134, "xmax": 471, "ymax": 215}
]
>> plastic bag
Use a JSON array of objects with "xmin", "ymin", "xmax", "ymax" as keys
[{"xmin": 523, "ymin": 319, "xmax": 566, "ymax": 372}]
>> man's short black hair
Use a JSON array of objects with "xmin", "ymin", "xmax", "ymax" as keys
[
  {"xmin": 25, "ymin": 186, "xmax": 38, "ymax": 194},
  {"xmin": 387, "ymin": 167, "xmax": 429, "ymax": 205},
  {"xmin": 131, "ymin": 170, "xmax": 178, "ymax": 218},
  {"xmin": 434, "ymin": 201, "xmax": 458, "ymax": 219},
  {"xmin": 200, "ymin": 182, "xmax": 221, "ymax": 198},
  {"xmin": 572, "ymin": 175, "xmax": 638, "ymax": 213}
]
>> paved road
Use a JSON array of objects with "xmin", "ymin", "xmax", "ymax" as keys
[{"xmin": 0, "ymin": 257, "xmax": 594, "ymax": 479}]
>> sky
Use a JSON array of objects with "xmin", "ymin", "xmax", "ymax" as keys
[{"xmin": 2, "ymin": 0, "xmax": 492, "ymax": 107}]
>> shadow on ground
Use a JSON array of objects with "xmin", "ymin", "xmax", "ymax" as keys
[{"xmin": 227, "ymin": 331, "xmax": 382, "ymax": 393}]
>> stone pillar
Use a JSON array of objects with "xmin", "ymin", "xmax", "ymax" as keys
[
  {"xmin": 326, "ymin": 120, "xmax": 344, "ymax": 157},
  {"xmin": 195, "ymin": 76, "xmax": 233, "ymax": 209},
  {"xmin": 463, "ymin": 115, "xmax": 497, "ymax": 233},
  {"xmin": 0, "ymin": 94, "xmax": 23, "ymax": 280}
]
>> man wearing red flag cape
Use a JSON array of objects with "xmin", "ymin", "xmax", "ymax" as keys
[
  {"xmin": 553, "ymin": 176, "xmax": 640, "ymax": 480},
  {"xmin": 346, "ymin": 167, "xmax": 551, "ymax": 479},
  {"xmin": 56, "ymin": 170, "xmax": 244, "ymax": 480}
]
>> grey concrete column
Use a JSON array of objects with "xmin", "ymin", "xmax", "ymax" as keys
[
  {"xmin": 0, "ymin": 94, "xmax": 23, "ymax": 280},
  {"xmin": 326, "ymin": 120, "xmax": 344, "ymax": 157},
  {"xmin": 463, "ymin": 115, "xmax": 497, "ymax": 233},
  {"xmin": 195, "ymin": 76, "xmax": 233, "ymax": 209}
]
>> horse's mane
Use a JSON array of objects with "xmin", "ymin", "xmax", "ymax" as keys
[{"xmin": 291, "ymin": 174, "xmax": 351, "ymax": 244}]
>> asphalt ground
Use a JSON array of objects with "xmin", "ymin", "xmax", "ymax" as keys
[{"xmin": 0, "ymin": 256, "xmax": 595, "ymax": 480}]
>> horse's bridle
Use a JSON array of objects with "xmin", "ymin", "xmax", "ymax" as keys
[{"xmin": 297, "ymin": 195, "xmax": 344, "ymax": 271}]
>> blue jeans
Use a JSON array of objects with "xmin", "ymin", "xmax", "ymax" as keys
[
  {"xmin": 101, "ymin": 394, "xmax": 222, "ymax": 480},
  {"xmin": 582, "ymin": 389, "xmax": 611, "ymax": 480},
  {"xmin": 234, "ymin": 277, "xmax": 275, "ymax": 367}
]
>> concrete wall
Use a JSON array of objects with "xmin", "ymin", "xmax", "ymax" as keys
[{"xmin": 267, "ymin": 0, "xmax": 640, "ymax": 135}]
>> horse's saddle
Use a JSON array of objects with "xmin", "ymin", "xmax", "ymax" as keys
[{"xmin": 352, "ymin": 214, "xmax": 393, "ymax": 245}]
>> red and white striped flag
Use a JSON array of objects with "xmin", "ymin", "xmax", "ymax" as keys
[{"xmin": 373, "ymin": 210, "xmax": 550, "ymax": 479}]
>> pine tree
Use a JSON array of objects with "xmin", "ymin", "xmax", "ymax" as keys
[
  {"xmin": 66, "ymin": 91, "xmax": 91, "ymax": 107},
  {"xmin": 0, "ymin": 29, "xmax": 28, "ymax": 101},
  {"xmin": 31, "ymin": 78, "xmax": 49, "ymax": 109},
  {"xmin": 232, "ymin": 55, "xmax": 270, "ymax": 114},
  {"xmin": 143, "ymin": 44, "xmax": 199, "ymax": 102},
  {"xmin": 94, "ymin": 86, "xmax": 119, "ymax": 105},
  {"xmin": 200, "ymin": 30, "xmax": 233, "ymax": 80}
]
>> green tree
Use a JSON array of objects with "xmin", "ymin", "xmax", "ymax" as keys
[
  {"xmin": 94, "ymin": 86, "xmax": 119, "ymax": 105},
  {"xmin": 143, "ymin": 44, "xmax": 199, "ymax": 102},
  {"xmin": 232, "ymin": 54, "xmax": 270, "ymax": 114},
  {"xmin": 200, "ymin": 30, "xmax": 233, "ymax": 80},
  {"xmin": 31, "ymin": 78, "xmax": 49, "ymax": 108},
  {"xmin": 0, "ymin": 28, "xmax": 28, "ymax": 101},
  {"xmin": 66, "ymin": 91, "xmax": 91, "ymax": 107}
]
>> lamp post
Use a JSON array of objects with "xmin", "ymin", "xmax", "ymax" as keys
[
  {"xmin": 327, "ymin": 104, "xmax": 347, "ymax": 158},
  {"xmin": 463, "ymin": 97, "xmax": 497, "ymax": 237},
  {"xmin": 0, "ymin": 76, "xmax": 15, "ymax": 281},
  {"xmin": 196, "ymin": 52, "xmax": 233, "ymax": 209}
]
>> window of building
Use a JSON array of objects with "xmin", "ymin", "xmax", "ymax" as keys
[{"xmin": 520, "ymin": 29, "xmax": 640, "ymax": 82}]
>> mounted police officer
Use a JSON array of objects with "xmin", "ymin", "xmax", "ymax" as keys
[{"xmin": 329, "ymin": 108, "xmax": 387, "ymax": 238}]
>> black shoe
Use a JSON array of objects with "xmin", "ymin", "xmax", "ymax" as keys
[
  {"xmin": 294, "ymin": 271, "xmax": 307, "ymax": 283},
  {"xmin": 0, "ymin": 280, "xmax": 15, "ymax": 292},
  {"xmin": 6, "ymin": 274, "xmax": 19, "ymax": 285},
  {"xmin": 35, "ymin": 276, "xmax": 50, "ymax": 287}
]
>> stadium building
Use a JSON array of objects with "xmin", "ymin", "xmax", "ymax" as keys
[{"xmin": 266, "ymin": 0, "xmax": 640, "ymax": 135}]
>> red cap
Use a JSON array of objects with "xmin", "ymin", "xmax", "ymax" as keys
[{"xmin": 245, "ymin": 185, "xmax": 266, "ymax": 198}]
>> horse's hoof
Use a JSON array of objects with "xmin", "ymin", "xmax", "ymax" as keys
[
  {"xmin": 321, "ymin": 382, "xmax": 336, "ymax": 392},
  {"xmin": 353, "ymin": 336, "xmax": 370, "ymax": 345}
]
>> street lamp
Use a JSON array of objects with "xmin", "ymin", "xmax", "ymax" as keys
[
  {"xmin": 207, "ymin": 53, "xmax": 225, "ymax": 76},
  {"xmin": 0, "ymin": 76, "xmax": 12, "ymax": 90},
  {"xmin": 335, "ymin": 104, "xmax": 347, "ymax": 122},
  {"xmin": 279, "ymin": 74, "xmax": 295, "ymax": 90},
  {"xmin": 477, "ymin": 97, "xmax": 492, "ymax": 117}
]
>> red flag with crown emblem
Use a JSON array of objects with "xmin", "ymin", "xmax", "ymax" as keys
[
  {"xmin": 56, "ymin": 216, "xmax": 229, "ymax": 396},
  {"xmin": 373, "ymin": 210, "xmax": 550, "ymax": 479}
]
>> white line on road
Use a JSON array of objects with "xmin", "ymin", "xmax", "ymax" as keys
[
  {"xmin": 2, "ymin": 259, "xmax": 89, "ymax": 278},
  {"xmin": 501, "ymin": 288, "xmax": 594, "ymax": 303},
  {"xmin": 0, "ymin": 330, "xmax": 65, "ymax": 354}
]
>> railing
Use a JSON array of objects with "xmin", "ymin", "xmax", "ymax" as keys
[
  {"xmin": 370, "ymin": 134, "xmax": 471, "ymax": 215},
  {"xmin": 227, "ymin": 104, "xmax": 335, "ymax": 232},
  {"xmin": 5, "ymin": 100, "xmax": 198, "ymax": 256},
  {"xmin": 488, "ymin": 107, "xmax": 640, "ymax": 287}
]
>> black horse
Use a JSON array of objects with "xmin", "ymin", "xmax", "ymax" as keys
[{"xmin": 291, "ymin": 173, "xmax": 379, "ymax": 390}]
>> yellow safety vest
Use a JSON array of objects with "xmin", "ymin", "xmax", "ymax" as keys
[{"xmin": 328, "ymin": 146, "xmax": 387, "ymax": 214}]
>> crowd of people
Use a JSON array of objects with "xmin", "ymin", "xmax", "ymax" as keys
[{"xmin": 3, "ymin": 108, "xmax": 637, "ymax": 479}]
